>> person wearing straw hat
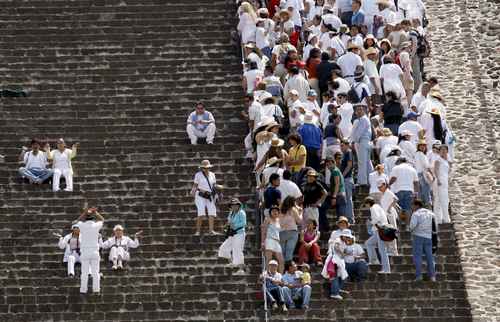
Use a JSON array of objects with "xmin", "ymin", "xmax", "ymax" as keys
[
  {"xmin": 398, "ymin": 129, "xmax": 417, "ymax": 165},
  {"xmin": 368, "ymin": 164, "xmax": 388, "ymax": 202},
  {"xmin": 302, "ymin": 169, "xmax": 328, "ymax": 230},
  {"xmin": 364, "ymin": 46, "xmax": 382, "ymax": 98},
  {"xmin": 337, "ymin": 42, "xmax": 363, "ymax": 85},
  {"xmin": 191, "ymin": 160, "xmax": 220, "ymax": 236},
  {"xmin": 55, "ymin": 223, "xmax": 81, "ymax": 277},
  {"xmin": 47, "ymin": 138, "xmax": 78, "ymax": 192},
  {"xmin": 328, "ymin": 216, "xmax": 353, "ymax": 253},
  {"xmin": 414, "ymin": 139, "xmax": 433, "ymax": 206},
  {"xmin": 376, "ymin": 127, "xmax": 398, "ymax": 162},
  {"xmin": 255, "ymin": 119, "xmax": 281, "ymax": 170},
  {"xmin": 218, "ymin": 198, "xmax": 247, "ymax": 276},
  {"xmin": 259, "ymin": 91, "xmax": 284, "ymax": 125},
  {"xmin": 378, "ymin": 178, "xmax": 399, "ymax": 256},
  {"xmin": 298, "ymin": 113, "xmax": 323, "ymax": 171},
  {"xmin": 432, "ymin": 144, "xmax": 451, "ymax": 224},
  {"xmin": 322, "ymin": 229, "xmax": 351, "ymax": 300},
  {"xmin": 388, "ymin": 157, "xmax": 419, "ymax": 226},
  {"xmin": 186, "ymin": 102, "xmax": 216, "ymax": 145},
  {"xmin": 363, "ymin": 197, "xmax": 391, "ymax": 273},
  {"xmin": 102, "ymin": 225, "xmax": 141, "ymax": 270},
  {"xmin": 419, "ymin": 106, "xmax": 448, "ymax": 151},
  {"xmin": 260, "ymin": 155, "xmax": 285, "ymax": 189}
]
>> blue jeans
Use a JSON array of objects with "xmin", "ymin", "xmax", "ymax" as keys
[
  {"xmin": 335, "ymin": 194, "xmax": 348, "ymax": 221},
  {"xmin": 330, "ymin": 277, "xmax": 344, "ymax": 296},
  {"xmin": 18, "ymin": 167, "xmax": 53, "ymax": 183},
  {"xmin": 344, "ymin": 177, "xmax": 354, "ymax": 221},
  {"xmin": 418, "ymin": 173, "xmax": 432, "ymax": 205},
  {"xmin": 266, "ymin": 285, "xmax": 286, "ymax": 305},
  {"xmin": 283, "ymin": 285, "xmax": 312, "ymax": 308},
  {"xmin": 412, "ymin": 235, "xmax": 436, "ymax": 279},
  {"xmin": 346, "ymin": 261, "xmax": 368, "ymax": 282},
  {"xmin": 279, "ymin": 230, "xmax": 299, "ymax": 262},
  {"xmin": 366, "ymin": 232, "xmax": 391, "ymax": 272},
  {"xmin": 355, "ymin": 139, "xmax": 373, "ymax": 185},
  {"xmin": 396, "ymin": 190, "xmax": 413, "ymax": 214}
]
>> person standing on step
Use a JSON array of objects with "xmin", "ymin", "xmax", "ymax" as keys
[
  {"xmin": 364, "ymin": 197, "xmax": 391, "ymax": 274},
  {"xmin": 77, "ymin": 207, "xmax": 104, "ymax": 294},
  {"xmin": 218, "ymin": 198, "xmax": 247, "ymax": 276},
  {"xmin": 186, "ymin": 102, "xmax": 216, "ymax": 145},
  {"xmin": 191, "ymin": 160, "xmax": 221, "ymax": 236},
  {"xmin": 18, "ymin": 138, "xmax": 53, "ymax": 184},
  {"xmin": 432, "ymin": 144, "xmax": 451, "ymax": 224},
  {"xmin": 301, "ymin": 169, "xmax": 328, "ymax": 231},
  {"xmin": 262, "ymin": 205, "xmax": 285, "ymax": 274},
  {"xmin": 388, "ymin": 157, "xmax": 419, "ymax": 226},
  {"xmin": 55, "ymin": 223, "xmax": 81, "ymax": 277},
  {"xmin": 340, "ymin": 140, "xmax": 355, "ymax": 221},
  {"xmin": 350, "ymin": 104, "xmax": 374, "ymax": 186},
  {"xmin": 47, "ymin": 138, "xmax": 78, "ymax": 192},
  {"xmin": 279, "ymin": 196, "xmax": 303, "ymax": 263},
  {"xmin": 409, "ymin": 199, "xmax": 437, "ymax": 282},
  {"xmin": 102, "ymin": 225, "xmax": 141, "ymax": 270},
  {"xmin": 298, "ymin": 113, "xmax": 323, "ymax": 171},
  {"xmin": 377, "ymin": 178, "xmax": 399, "ymax": 256}
]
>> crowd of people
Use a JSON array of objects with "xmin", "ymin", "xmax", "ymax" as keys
[{"xmin": 229, "ymin": 0, "xmax": 453, "ymax": 311}]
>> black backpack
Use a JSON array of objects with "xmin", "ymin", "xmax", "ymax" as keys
[
  {"xmin": 347, "ymin": 83, "xmax": 362, "ymax": 103},
  {"xmin": 411, "ymin": 29, "xmax": 430, "ymax": 58}
]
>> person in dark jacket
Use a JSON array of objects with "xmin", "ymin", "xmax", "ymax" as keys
[
  {"xmin": 381, "ymin": 91, "xmax": 403, "ymax": 135},
  {"xmin": 316, "ymin": 52, "xmax": 341, "ymax": 101}
]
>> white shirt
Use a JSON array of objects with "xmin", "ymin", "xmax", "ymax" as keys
[
  {"xmin": 304, "ymin": 99, "xmax": 320, "ymax": 115},
  {"xmin": 434, "ymin": 156, "xmax": 449, "ymax": 185},
  {"xmin": 362, "ymin": 0, "xmax": 379, "ymax": 15},
  {"xmin": 278, "ymin": 179, "xmax": 303, "ymax": 200},
  {"xmin": 262, "ymin": 166, "xmax": 284, "ymax": 187},
  {"xmin": 237, "ymin": 12, "xmax": 256, "ymax": 43},
  {"xmin": 329, "ymin": 36, "xmax": 346, "ymax": 59},
  {"xmin": 77, "ymin": 220, "xmax": 103, "ymax": 250},
  {"xmin": 286, "ymin": 0, "xmax": 304, "ymax": 27},
  {"xmin": 322, "ymin": 13, "xmax": 342, "ymax": 30},
  {"xmin": 244, "ymin": 69, "xmax": 264, "ymax": 94},
  {"xmin": 284, "ymin": 74, "xmax": 310, "ymax": 103},
  {"xmin": 380, "ymin": 188, "xmax": 398, "ymax": 213},
  {"xmin": 370, "ymin": 204, "xmax": 388, "ymax": 232},
  {"xmin": 194, "ymin": 171, "xmax": 216, "ymax": 192},
  {"xmin": 332, "ymin": 77, "xmax": 351, "ymax": 98},
  {"xmin": 260, "ymin": 103, "xmax": 284, "ymax": 121},
  {"xmin": 364, "ymin": 59, "xmax": 380, "ymax": 94},
  {"xmin": 399, "ymin": 140, "xmax": 416, "ymax": 164},
  {"xmin": 23, "ymin": 150, "xmax": 48, "ymax": 169},
  {"xmin": 390, "ymin": 163, "xmax": 418, "ymax": 193},
  {"xmin": 338, "ymin": 103, "xmax": 354, "ymax": 138},
  {"xmin": 344, "ymin": 243, "xmax": 365, "ymax": 263},
  {"xmin": 51, "ymin": 148, "xmax": 74, "ymax": 170},
  {"xmin": 337, "ymin": 52, "xmax": 363, "ymax": 84},
  {"xmin": 411, "ymin": 92, "xmax": 427, "ymax": 114},
  {"xmin": 398, "ymin": 120, "xmax": 423, "ymax": 145},
  {"xmin": 256, "ymin": 27, "xmax": 269, "ymax": 50},
  {"xmin": 248, "ymin": 52, "xmax": 264, "ymax": 71},
  {"xmin": 249, "ymin": 101, "xmax": 262, "ymax": 129},
  {"xmin": 102, "ymin": 235, "xmax": 139, "ymax": 251},
  {"xmin": 414, "ymin": 151, "xmax": 430, "ymax": 173},
  {"xmin": 368, "ymin": 171, "xmax": 388, "ymax": 194},
  {"xmin": 187, "ymin": 111, "xmax": 216, "ymax": 131}
]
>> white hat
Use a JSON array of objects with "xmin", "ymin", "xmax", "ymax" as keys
[
  {"xmin": 304, "ymin": 113, "xmax": 314, "ymax": 124},
  {"xmin": 258, "ymin": 91, "xmax": 273, "ymax": 102},
  {"xmin": 289, "ymin": 89, "xmax": 299, "ymax": 96},
  {"xmin": 340, "ymin": 229, "xmax": 354, "ymax": 239},
  {"xmin": 376, "ymin": 178, "xmax": 387, "ymax": 187},
  {"xmin": 71, "ymin": 224, "xmax": 79, "ymax": 229},
  {"xmin": 400, "ymin": 130, "xmax": 412, "ymax": 137},
  {"xmin": 255, "ymin": 116, "xmax": 275, "ymax": 129},
  {"xmin": 308, "ymin": 33, "xmax": 318, "ymax": 42},
  {"xmin": 113, "ymin": 224, "xmax": 124, "ymax": 231},
  {"xmin": 199, "ymin": 160, "xmax": 213, "ymax": 169},
  {"xmin": 269, "ymin": 259, "xmax": 279, "ymax": 266}
]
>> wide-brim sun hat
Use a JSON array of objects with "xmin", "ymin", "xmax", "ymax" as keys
[
  {"xmin": 265, "ymin": 121, "xmax": 281, "ymax": 131},
  {"xmin": 199, "ymin": 159, "xmax": 213, "ymax": 169},
  {"xmin": 113, "ymin": 224, "xmax": 124, "ymax": 231},
  {"xmin": 365, "ymin": 47, "xmax": 378, "ymax": 56},
  {"xmin": 265, "ymin": 156, "xmax": 282, "ymax": 167},
  {"xmin": 306, "ymin": 169, "xmax": 318, "ymax": 177},
  {"xmin": 337, "ymin": 216, "xmax": 350, "ymax": 226},
  {"xmin": 270, "ymin": 138, "xmax": 285, "ymax": 147},
  {"xmin": 382, "ymin": 128, "xmax": 393, "ymax": 136},
  {"xmin": 304, "ymin": 113, "xmax": 315, "ymax": 124}
]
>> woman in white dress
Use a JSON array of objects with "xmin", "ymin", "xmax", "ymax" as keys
[
  {"xmin": 336, "ymin": 93, "xmax": 354, "ymax": 139},
  {"xmin": 48, "ymin": 138, "xmax": 78, "ymax": 192},
  {"xmin": 379, "ymin": 56, "xmax": 407, "ymax": 107},
  {"xmin": 398, "ymin": 130, "xmax": 416, "ymax": 165},
  {"xmin": 237, "ymin": 2, "xmax": 257, "ymax": 44},
  {"xmin": 433, "ymin": 145, "xmax": 451, "ymax": 224}
]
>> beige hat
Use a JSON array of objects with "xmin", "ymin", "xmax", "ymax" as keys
[
  {"xmin": 266, "ymin": 157, "xmax": 282, "ymax": 167},
  {"xmin": 289, "ymin": 89, "xmax": 299, "ymax": 96},
  {"xmin": 347, "ymin": 42, "xmax": 360, "ymax": 50},
  {"xmin": 417, "ymin": 139, "xmax": 427, "ymax": 146},
  {"xmin": 199, "ymin": 159, "xmax": 213, "ymax": 169},
  {"xmin": 365, "ymin": 47, "xmax": 378, "ymax": 56},
  {"xmin": 113, "ymin": 224, "xmax": 124, "ymax": 231},
  {"xmin": 270, "ymin": 138, "xmax": 285, "ymax": 147},
  {"xmin": 382, "ymin": 128, "xmax": 393, "ymax": 136},
  {"xmin": 255, "ymin": 116, "xmax": 275, "ymax": 129},
  {"xmin": 304, "ymin": 113, "xmax": 314, "ymax": 124},
  {"xmin": 279, "ymin": 9, "xmax": 290, "ymax": 17},
  {"xmin": 244, "ymin": 42, "xmax": 256, "ymax": 49},
  {"xmin": 377, "ymin": 0, "xmax": 391, "ymax": 6},
  {"xmin": 336, "ymin": 216, "xmax": 350, "ymax": 226},
  {"xmin": 428, "ymin": 107, "xmax": 441, "ymax": 115},
  {"xmin": 265, "ymin": 121, "xmax": 281, "ymax": 131},
  {"xmin": 306, "ymin": 169, "xmax": 318, "ymax": 177},
  {"xmin": 429, "ymin": 88, "xmax": 443, "ymax": 100}
]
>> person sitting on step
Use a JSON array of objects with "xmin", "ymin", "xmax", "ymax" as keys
[
  {"xmin": 343, "ymin": 233, "xmax": 368, "ymax": 283},
  {"xmin": 260, "ymin": 259, "xmax": 289, "ymax": 313},
  {"xmin": 47, "ymin": 138, "xmax": 78, "ymax": 192},
  {"xmin": 55, "ymin": 223, "xmax": 81, "ymax": 277},
  {"xmin": 298, "ymin": 219, "xmax": 323, "ymax": 267},
  {"xmin": 186, "ymin": 102, "xmax": 216, "ymax": 145},
  {"xmin": 281, "ymin": 261, "xmax": 312, "ymax": 310},
  {"xmin": 102, "ymin": 225, "xmax": 141, "ymax": 270},
  {"xmin": 18, "ymin": 138, "xmax": 53, "ymax": 184}
]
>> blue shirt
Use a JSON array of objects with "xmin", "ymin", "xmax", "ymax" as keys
[
  {"xmin": 351, "ymin": 10, "xmax": 365, "ymax": 26},
  {"xmin": 298, "ymin": 123, "xmax": 322, "ymax": 149},
  {"xmin": 350, "ymin": 115, "xmax": 371, "ymax": 143},
  {"xmin": 229, "ymin": 209, "xmax": 246, "ymax": 235},
  {"xmin": 264, "ymin": 186, "xmax": 281, "ymax": 209}
]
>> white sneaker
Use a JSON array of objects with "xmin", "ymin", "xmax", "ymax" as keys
[
  {"xmin": 112, "ymin": 265, "xmax": 118, "ymax": 270},
  {"xmin": 117, "ymin": 261, "xmax": 123, "ymax": 269},
  {"xmin": 282, "ymin": 305, "xmax": 288, "ymax": 312},
  {"xmin": 209, "ymin": 231, "xmax": 220, "ymax": 235},
  {"xmin": 330, "ymin": 295, "xmax": 343, "ymax": 300},
  {"xmin": 368, "ymin": 261, "xmax": 381, "ymax": 265},
  {"xmin": 233, "ymin": 269, "xmax": 246, "ymax": 276},
  {"xmin": 272, "ymin": 303, "xmax": 278, "ymax": 310},
  {"xmin": 377, "ymin": 271, "xmax": 391, "ymax": 274},
  {"xmin": 194, "ymin": 231, "xmax": 200, "ymax": 236}
]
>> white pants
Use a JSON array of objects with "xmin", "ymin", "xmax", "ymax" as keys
[
  {"xmin": 53, "ymin": 168, "xmax": 73, "ymax": 191},
  {"xmin": 433, "ymin": 183, "xmax": 450, "ymax": 224},
  {"xmin": 218, "ymin": 233, "xmax": 245, "ymax": 265},
  {"xmin": 195, "ymin": 193, "xmax": 217, "ymax": 217},
  {"xmin": 66, "ymin": 252, "xmax": 80, "ymax": 276},
  {"xmin": 109, "ymin": 246, "xmax": 130, "ymax": 263},
  {"xmin": 80, "ymin": 249, "xmax": 100, "ymax": 293},
  {"xmin": 186, "ymin": 123, "xmax": 216, "ymax": 144}
]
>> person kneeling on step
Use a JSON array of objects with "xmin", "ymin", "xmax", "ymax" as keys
[
  {"xmin": 218, "ymin": 198, "xmax": 247, "ymax": 276},
  {"xmin": 186, "ymin": 102, "xmax": 216, "ymax": 145},
  {"xmin": 55, "ymin": 223, "xmax": 81, "ymax": 277},
  {"xmin": 102, "ymin": 225, "xmax": 141, "ymax": 270}
]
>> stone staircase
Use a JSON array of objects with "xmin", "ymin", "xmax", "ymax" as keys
[{"xmin": 0, "ymin": 0, "xmax": 473, "ymax": 321}]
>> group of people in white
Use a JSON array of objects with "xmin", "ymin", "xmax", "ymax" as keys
[{"xmin": 55, "ymin": 207, "xmax": 141, "ymax": 294}]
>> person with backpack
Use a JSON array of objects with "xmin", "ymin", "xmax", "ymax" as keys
[
  {"xmin": 191, "ymin": 160, "xmax": 221, "ymax": 236},
  {"xmin": 409, "ymin": 199, "xmax": 437, "ymax": 282},
  {"xmin": 18, "ymin": 138, "xmax": 54, "ymax": 185},
  {"xmin": 347, "ymin": 66, "xmax": 372, "ymax": 107}
]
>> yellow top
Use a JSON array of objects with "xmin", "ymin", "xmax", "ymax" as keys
[
  {"xmin": 288, "ymin": 145, "xmax": 306, "ymax": 173},
  {"xmin": 301, "ymin": 272, "xmax": 311, "ymax": 285}
]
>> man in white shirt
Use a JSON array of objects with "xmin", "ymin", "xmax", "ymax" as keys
[
  {"xmin": 337, "ymin": 43, "xmax": 363, "ymax": 84},
  {"xmin": 288, "ymin": 90, "xmax": 305, "ymax": 129},
  {"xmin": 284, "ymin": 66, "xmax": 310, "ymax": 104},
  {"xmin": 398, "ymin": 112, "xmax": 424, "ymax": 145},
  {"xmin": 18, "ymin": 139, "xmax": 53, "ymax": 184},
  {"xmin": 191, "ymin": 160, "xmax": 220, "ymax": 236},
  {"xmin": 77, "ymin": 207, "xmax": 104, "ymax": 294},
  {"xmin": 243, "ymin": 94, "xmax": 262, "ymax": 158},
  {"xmin": 278, "ymin": 170, "xmax": 303, "ymax": 201},
  {"xmin": 243, "ymin": 61, "xmax": 264, "ymax": 94},
  {"xmin": 364, "ymin": 197, "xmax": 391, "ymax": 273},
  {"xmin": 364, "ymin": 47, "xmax": 381, "ymax": 97},
  {"xmin": 389, "ymin": 157, "xmax": 419, "ymax": 223},
  {"xmin": 186, "ymin": 102, "xmax": 216, "ymax": 145}
]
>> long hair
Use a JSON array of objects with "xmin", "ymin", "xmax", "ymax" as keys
[
  {"xmin": 239, "ymin": 2, "xmax": 257, "ymax": 21},
  {"xmin": 431, "ymin": 113, "xmax": 445, "ymax": 142},
  {"xmin": 280, "ymin": 196, "xmax": 296, "ymax": 214}
]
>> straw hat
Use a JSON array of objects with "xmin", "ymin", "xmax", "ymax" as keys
[
  {"xmin": 429, "ymin": 87, "xmax": 443, "ymax": 100},
  {"xmin": 428, "ymin": 107, "xmax": 441, "ymax": 115},
  {"xmin": 337, "ymin": 216, "xmax": 350, "ymax": 226},
  {"xmin": 265, "ymin": 121, "xmax": 281, "ymax": 131},
  {"xmin": 306, "ymin": 169, "xmax": 318, "ymax": 177},
  {"xmin": 199, "ymin": 159, "xmax": 213, "ymax": 169},
  {"xmin": 347, "ymin": 42, "xmax": 360, "ymax": 50},
  {"xmin": 304, "ymin": 113, "xmax": 315, "ymax": 124},
  {"xmin": 265, "ymin": 156, "xmax": 282, "ymax": 167},
  {"xmin": 113, "ymin": 225, "xmax": 124, "ymax": 232},
  {"xmin": 417, "ymin": 139, "xmax": 427, "ymax": 146},
  {"xmin": 382, "ymin": 128, "xmax": 393, "ymax": 136},
  {"xmin": 377, "ymin": 0, "xmax": 391, "ymax": 6},
  {"xmin": 365, "ymin": 47, "xmax": 378, "ymax": 56},
  {"xmin": 270, "ymin": 138, "xmax": 285, "ymax": 147},
  {"xmin": 279, "ymin": 9, "xmax": 290, "ymax": 17}
]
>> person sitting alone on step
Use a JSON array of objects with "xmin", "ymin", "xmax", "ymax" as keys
[
  {"xmin": 102, "ymin": 225, "xmax": 141, "ymax": 270},
  {"xmin": 47, "ymin": 138, "xmax": 78, "ymax": 192},
  {"xmin": 18, "ymin": 138, "xmax": 53, "ymax": 184},
  {"xmin": 55, "ymin": 223, "xmax": 81, "ymax": 277},
  {"xmin": 186, "ymin": 102, "xmax": 216, "ymax": 145}
]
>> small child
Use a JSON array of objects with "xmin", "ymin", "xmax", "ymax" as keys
[{"xmin": 300, "ymin": 263, "xmax": 312, "ymax": 286}]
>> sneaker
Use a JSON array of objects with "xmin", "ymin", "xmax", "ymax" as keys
[
  {"xmin": 209, "ymin": 231, "xmax": 220, "ymax": 235},
  {"xmin": 303, "ymin": 305, "xmax": 309, "ymax": 310},
  {"xmin": 194, "ymin": 231, "xmax": 200, "ymax": 236},
  {"xmin": 272, "ymin": 303, "xmax": 278, "ymax": 310},
  {"xmin": 414, "ymin": 276, "xmax": 423, "ymax": 282},
  {"xmin": 339, "ymin": 290, "xmax": 350, "ymax": 295},
  {"xmin": 430, "ymin": 276, "xmax": 437, "ymax": 282},
  {"xmin": 233, "ymin": 269, "xmax": 246, "ymax": 276},
  {"xmin": 330, "ymin": 294, "xmax": 343, "ymax": 300},
  {"xmin": 368, "ymin": 261, "xmax": 381, "ymax": 266},
  {"xmin": 112, "ymin": 265, "xmax": 118, "ymax": 270},
  {"xmin": 377, "ymin": 271, "xmax": 391, "ymax": 274},
  {"xmin": 282, "ymin": 305, "xmax": 288, "ymax": 312},
  {"xmin": 117, "ymin": 262, "xmax": 123, "ymax": 269}
]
